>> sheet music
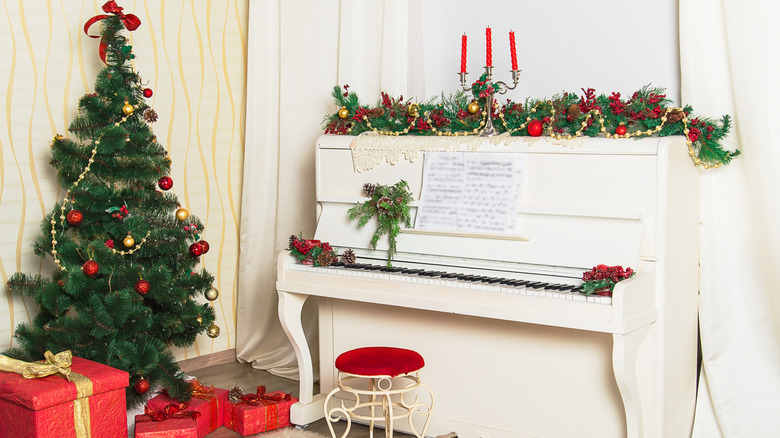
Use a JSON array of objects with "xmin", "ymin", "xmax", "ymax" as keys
[{"xmin": 415, "ymin": 152, "xmax": 525, "ymax": 234}]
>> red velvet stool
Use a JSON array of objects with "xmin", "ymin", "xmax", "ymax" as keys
[{"xmin": 323, "ymin": 347, "xmax": 435, "ymax": 438}]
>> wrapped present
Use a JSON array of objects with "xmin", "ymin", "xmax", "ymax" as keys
[
  {"xmin": 223, "ymin": 385, "xmax": 297, "ymax": 436},
  {"xmin": 134, "ymin": 405, "xmax": 199, "ymax": 438},
  {"xmin": 0, "ymin": 351, "xmax": 129, "ymax": 438},
  {"xmin": 146, "ymin": 379, "xmax": 228, "ymax": 437}
]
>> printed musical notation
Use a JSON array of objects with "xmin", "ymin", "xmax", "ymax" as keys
[{"xmin": 415, "ymin": 152, "xmax": 525, "ymax": 234}]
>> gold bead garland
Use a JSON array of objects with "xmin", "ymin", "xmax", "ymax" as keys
[{"xmin": 50, "ymin": 111, "xmax": 156, "ymax": 272}]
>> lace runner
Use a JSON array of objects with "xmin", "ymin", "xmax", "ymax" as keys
[{"xmin": 349, "ymin": 132, "xmax": 585, "ymax": 172}]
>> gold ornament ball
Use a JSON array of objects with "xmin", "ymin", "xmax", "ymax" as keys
[
  {"xmin": 175, "ymin": 208, "xmax": 189, "ymax": 221},
  {"xmin": 205, "ymin": 287, "xmax": 219, "ymax": 301},
  {"xmin": 122, "ymin": 102, "xmax": 134, "ymax": 115},
  {"xmin": 468, "ymin": 102, "xmax": 480, "ymax": 114},
  {"xmin": 338, "ymin": 106, "xmax": 349, "ymax": 119},
  {"xmin": 196, "ymin": 316, "xmax": 203, "ymax": 323},
  {"xmin": 123, "ymin": 235, "xmax": 135, "ymax": 248},
  {"xmin": 207, "ymin": 324, "xmax": 220, "ymax": 338},
  {"xmin": 408, "ymin": 103, "xmax": 420, "ymax": 117}
]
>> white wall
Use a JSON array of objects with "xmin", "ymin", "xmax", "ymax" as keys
[{"xmin": 409, "ymin": 0, "xmax": 680, "ymax": 104}]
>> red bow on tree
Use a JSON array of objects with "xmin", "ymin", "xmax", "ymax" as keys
[
  {"xmin": 136, "ymin": 403, "xmax": 202, "ymax": 423},
  {"xmin": 83, "ymin": 1, "xmax": 141, "ymax": 64}
]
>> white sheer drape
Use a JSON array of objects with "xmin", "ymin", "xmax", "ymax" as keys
[
  {"xmin": 236, "ymin": 0, "xmax": 408, "ymax": 378},
  {"xmin": 680, "ymin": 1, "xmax": 780, "ymax": 436}
]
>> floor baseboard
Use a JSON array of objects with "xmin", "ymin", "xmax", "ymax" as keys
[{"xmin": 178, "ymin": 348, "xmax": 236, "ymax": 374}]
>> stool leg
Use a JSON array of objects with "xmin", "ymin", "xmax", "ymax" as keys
[
  {"xmin": 383, "ymin": 391, "xmax": 394, "ymax": 438},
  {"xmin": 369, "ymin": 378, "xmax": 376, "ymax": 438}
]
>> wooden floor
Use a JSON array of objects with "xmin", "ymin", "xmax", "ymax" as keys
[{"xmin": 186, "ymin": 359, "xmax": 375, "ymax": 438}]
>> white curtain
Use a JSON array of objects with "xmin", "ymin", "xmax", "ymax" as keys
[
  {"xmin": 236, "ymin": 0, "xmax": 408, "ymax": 378},
  {"xmin": 680, "ymin": 1, "xmax": 780, "ymax": 436}
]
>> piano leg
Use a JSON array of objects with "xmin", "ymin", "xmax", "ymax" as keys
[
  {"xmin": 277, "ymin": 290, "xmax": 326, "ymax": 425},
  {"xmin": 612, "ymin": 325, "xmax": 651, "ymax": 438}
]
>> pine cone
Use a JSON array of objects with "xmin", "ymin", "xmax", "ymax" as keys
[
  {"xmin": 143, "ymin": 108, "xmax": 158, "ymax": 123},
  {"xmin": 567, "ymin": 104, "xmax": 581, "ymax": 119},
  {"xmin": 368, "ymin": 108, "xmax": 386, "ymax": 118},
  {"xmin": 363, "ymin": 183, "xmax": 377, "ymax": 198},
  {"xmin": 288, "ymin": 234, "xmax": 298, "ymax": 248},
  {"xmin": 666, "ymin": 108, "xmax": 684, "ymax": 124},
  {"xmin": 341, "ymin": 249, "xmax": 356, "ymax": 264},
  {"xmin": 376, "ymin": 197, "xmax": 393, "ymax": 214},
  {"xmin": 228, "ymin": 385, "xmax": 244, "ymax": 404},
  {"xmin": 316, "ymin": 251, "xmax": 334, "ymax": 267}
]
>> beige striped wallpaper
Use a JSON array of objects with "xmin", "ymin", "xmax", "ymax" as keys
[{"xmin": 0, "ymin": 0, "xmax": 248, "ymax": 360}]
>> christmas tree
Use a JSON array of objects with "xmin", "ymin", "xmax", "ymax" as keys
[{"xmin": 4, "ymin": 2, "xmax": 218, "ymax": 407}]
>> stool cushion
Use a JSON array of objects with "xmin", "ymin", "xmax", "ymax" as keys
[{"xmin": 335, "ymin": 347, "xmax": 425, "ymax": 377}]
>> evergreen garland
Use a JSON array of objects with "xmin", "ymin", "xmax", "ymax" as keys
[
  {"xmin": 347, "ymin": 181, "xmax": 414, "ymax": 266},
  {"xmin": 323, "ymin": 81, "xmax": 739, "ymax": 168}
]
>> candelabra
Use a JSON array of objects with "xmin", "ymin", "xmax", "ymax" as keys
[{"xmin": 459, "ymin": 66, "xmax": 521, "ymax": 136}]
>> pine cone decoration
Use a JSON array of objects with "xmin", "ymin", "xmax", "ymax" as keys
[
  {"xmin": 363, "ymin": 183, "xmax": 377, "ymax": 198},
  {"xmin": 228, "ymin": 385, "xmax": 244, "ymax": 403},
  {"xmin": 289, "ymin": 234, "xmax": 298, "ymax": 248},
  {"xmin": 143, "ymin": 108, "xmax": 158, "ymax": 123},
  {"xmin": 368, "ymin": 108, "xmax": 386, "ymax": 118},
  {"xmin": 316, "ymin": 251, "xmax": 334, "ymax": 267},
  {"xmin": 376, "ymin": 196, "xmax": 393, "ymax": 214},
  {"xmin": 567, "ymin": 104, "xmax": 581, "ymax": 119},
  {"xmin": 666, "ymin": 108, "xmax": 684, "ymax": 124},
  {"xmin": 341, "ymin": 249, "xmax": 356, "ymax": 265}
]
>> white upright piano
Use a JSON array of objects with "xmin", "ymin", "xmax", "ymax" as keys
[{"xmin": 277, "ymin": 134, "xmax": 699, "ymax": 438}]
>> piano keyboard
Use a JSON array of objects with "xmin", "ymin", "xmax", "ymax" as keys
[{"xmin": 287, "ymin": 261, "xmax": 611, "ymax": 304}]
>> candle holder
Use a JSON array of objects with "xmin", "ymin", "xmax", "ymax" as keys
[{"xmin": 459, "ymin": 66, "xmax": 521, "ymax": 136}]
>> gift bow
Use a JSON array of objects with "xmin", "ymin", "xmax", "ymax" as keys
[
  {"xmin": 0, "ymin": 350, "xmax": 74, "ymax": 381},
  {"xmin": 137, "ymin": 403, "xmax": 202, "ymax": 423},
  {"xmin": 83, "ymin": 1, "xmax": 141, "ymax": 63},
  {"xmin": 190, "ymin": 378, "xmax": 216, "ymax": 399},
  {"xmin": 238, "ymin": 385, "xmax": 292, "ymax": 406}
]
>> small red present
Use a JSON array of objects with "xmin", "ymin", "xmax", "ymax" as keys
[
  {"xmin": 223, "ymin": 386, "xmax": 297, "ymax": 436},
  {"xmin": 134, "ymin": 405, "xmax": 199, "ymax": 438},
  {"xmin": 146, "ymin": 379, "xmax": 228, "ymax": 437},
  {"xmin": 0, "ymin": 351, "xmax": 128, "ymax": 438}
]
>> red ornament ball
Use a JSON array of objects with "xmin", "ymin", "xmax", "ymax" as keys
[
  {"xmin": 158, "ymin": 176, "xmax": 173, "ymax": 191},
  {"xmin": 527, "ymin": 119, "xmax": 544, "ymax": 137},
  {"xmin": 66, "ymin": 209, "xmax": 83, "ymax": 226},
  {"xmin": 615, "ymin": 125, "xmax": 628, "ymax": 136},
  {"xmin": 143, "ymin": 88, "xmax": 153, "ymax": 98},
  {"xmin": 189, "ymin": 242, "xmax": 204, "ymax": 257},
  {"xmin": 134, "ymin": 378, "xmax": 150, "ymax": 394},
  {"xmin": 135, "ymin": 279, "xmax": 151, "ymax": 295},
  {"xmin": 199, "ymin": 240, "xmax": 210, "ymax": 254},
  {"xmin": 82, "ymin": 260, "xmax": 99, "ymax": 277}
]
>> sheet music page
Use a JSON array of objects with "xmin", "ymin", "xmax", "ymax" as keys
[{"xmin": 415, "ymin": 152, "xmax": 525, "ymax": 234}]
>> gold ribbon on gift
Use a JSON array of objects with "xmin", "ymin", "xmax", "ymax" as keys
[{"xmin": 0, "ymin": 350, "xmax": 93, "ymax": 437}]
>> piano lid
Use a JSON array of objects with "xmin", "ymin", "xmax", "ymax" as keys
[{"xmin": 313, "ymin": 134, "xmax": 694, "ymax": 273}]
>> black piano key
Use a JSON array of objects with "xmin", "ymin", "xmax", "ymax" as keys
[
  {"xmin": 485, "ymin": 278, "xmax": 502, "ymax": 284},
  {"xmin": 557, "ymin": 284, "xmax": 576, "ymax": 291}
]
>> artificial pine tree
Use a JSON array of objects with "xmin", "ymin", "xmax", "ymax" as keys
[{"xmin": 4, "ymin": 4, "xmax": 218, "ymax": 407}]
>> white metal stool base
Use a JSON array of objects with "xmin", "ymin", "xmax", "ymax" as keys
[{"xmin": 324, "ymin": 370, "xmax": 435, "ymax": 438}]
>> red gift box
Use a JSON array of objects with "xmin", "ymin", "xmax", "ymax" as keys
[
  {"xmin": 223, "ymin": 386, "xmax": 297, "ymax": 436},
  {"xmin": 134, "ymin": 413, "xmax": 197, "ymax": 438},
  {"xmin": 0, "ymin": 353, "xmax": 128, "ymax": 438},
  {"xmin": 146, "ymin": 380, "xmax": 228, "ymax": 437}
]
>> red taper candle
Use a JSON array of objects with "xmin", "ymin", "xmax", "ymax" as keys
[
  {"xmin": 486, "ymin": 27, "xmax": 492, "ymax": 67},
  {"xmin": 509, "ymin": 30, "xmax": 518, "ymax": 71},
  {"xmin": 461, "ymin": 34, "xmax": 468, "ymax": 73}
]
